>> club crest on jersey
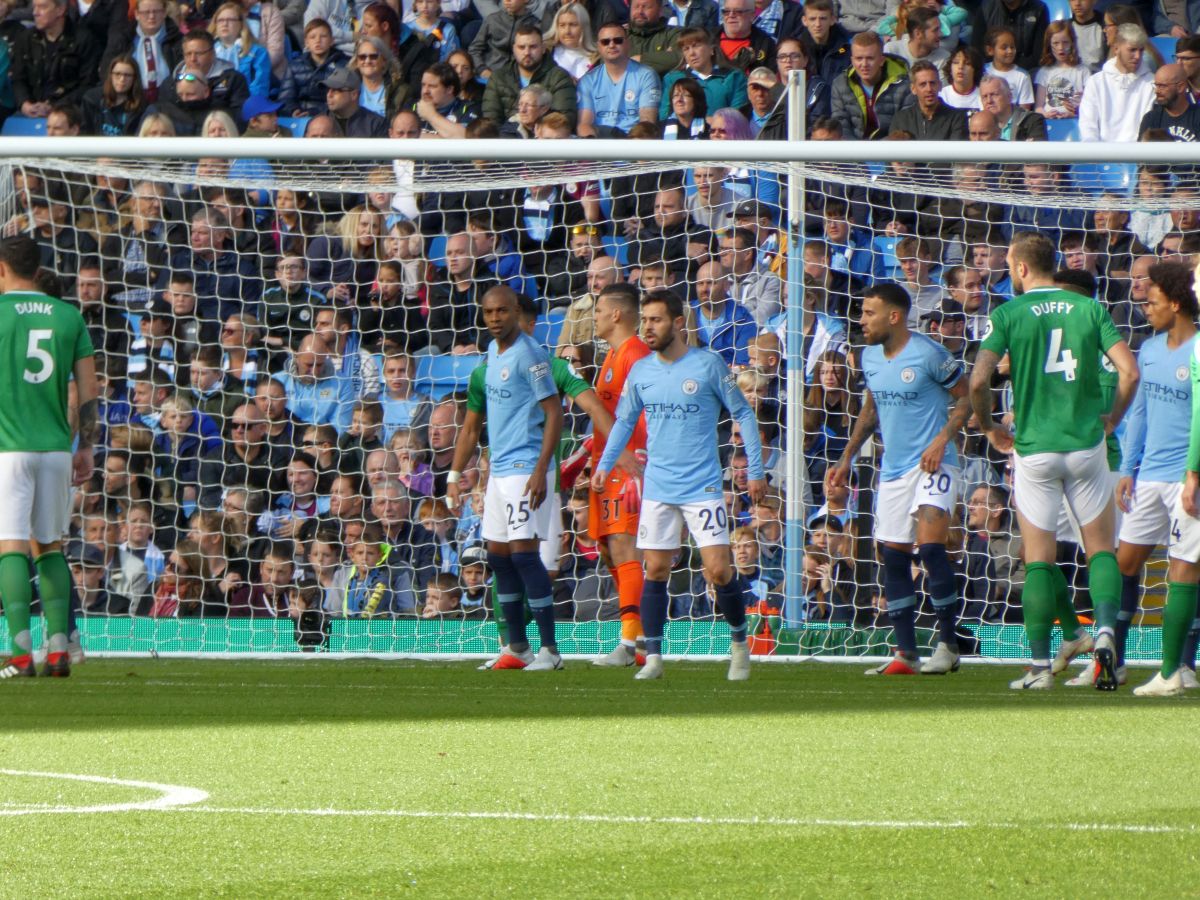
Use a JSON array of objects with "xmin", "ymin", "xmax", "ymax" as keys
[
  {"xmin": 900, "ymin": 367, "xmax": 916, "ymax": 384},
  {"xmin": 982, "ymin": 319, "xmax": 993, "ymax": 340},
  {"xmin": 1178, "ymin": 365, "xmax": 1190, "ymax": 382},
  {"xmin": 625, "ymin": 89, "xmax": 635, "ymax": 102},
  {"xmin": 499, "ymin": 366, "xmax": 511, "ymax": 381},
  {"xmin": 682, "ymin": 378, "xmax": 699, "ymax": 395}
]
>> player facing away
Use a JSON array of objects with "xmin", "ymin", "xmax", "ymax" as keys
[
  {"xmin": 829, "ymin": 283, "xmax": 972, "ymax": 676},
  {"xmin": 0, "ymin": 234, "xmax": 98, "ymax": 679},
  {"xmin": 446, "ymin": 287, "xmax": 565, "ymax": 671},
  {"xmin": 593, "ymin": 289, "xmax": 767, "ymax": 681},
  {"xmin": 589, "ymin": 284, "xmax": 651, "ymax": 667},
  {"xmin": 1106, "ymin": 261, "xmax": 1200, "ymax": 697},
  {"xmin": 970, "ymin": 231, "xmax": 1140, "ymax": 691},
  {"xmin": 470, "ymin": 292, "xmax": 621, "ymax": 669}
]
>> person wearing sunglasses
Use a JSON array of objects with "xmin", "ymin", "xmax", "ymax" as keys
[
  {"xmin": 163, "ymin": 29, "xmax": 251, "ymax": 112},
  {"xmin": 577, "ymin": 21, "xmax": 662, "ymax": 136},
  {"xmin": 351, "ymin": 34, "xmax": 410, "ymax": 119}
]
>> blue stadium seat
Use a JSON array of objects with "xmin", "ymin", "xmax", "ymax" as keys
[
  {"xmin": 1071, "ymin": 162, "xmax": 1137, "ymax": 195},
  {"xmin": 2, "ymin": 115, "xmax": 46, "ymax": 137},
  {"xmin": 427, "ymin": 234, "xmax": 448, "ymax": 268},
  {"xmin": 1151, "ymin": 36, "xmax": 1177, "ymax": 64},
  {"xmin": 278, "ymin": 116, "xmax": 310, "ymax": 137},
  {"xmin": 1041, "ymin": 0, "xmax": 1071, "ymax": 20},
  {"xmin": 871, "ymin": 236, "xmax": 902, "ymax": 280},
  {"xmin": 1045, "ymin": 118, "xmax": 1080, "ymax": 142},
  {"xmin": 414, "ymin": 353, "xmax": 484, "ymax": 400},
  {"xmin": 534, "ymin": 307, "xmax": 567, "ymax": 348}
]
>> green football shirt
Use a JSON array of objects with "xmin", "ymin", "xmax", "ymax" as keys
[
  {"xmin": 467, "ymin": 357, "xmax": 591, "ymax": 492},
  {"xmin": 980, "ymin": 286, "xmax": 1121, "ymax": 457},
  {"xmin": 0, "ymin": 291, "xmax": 94, "ymax": 453}
]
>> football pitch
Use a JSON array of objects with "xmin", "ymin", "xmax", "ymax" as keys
[{"xmin": 1, "ymin": 659, "xmax": 1198, "ymax": 898}]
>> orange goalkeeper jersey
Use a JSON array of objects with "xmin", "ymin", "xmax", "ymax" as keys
[{"xmin": 591, "ymin": 334, "xmax": 650, "ymax": 461}]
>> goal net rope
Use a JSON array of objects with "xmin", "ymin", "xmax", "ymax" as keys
[{"xmin": 0, "ymin": 135, "xmax": 1191, "ymax": 664}]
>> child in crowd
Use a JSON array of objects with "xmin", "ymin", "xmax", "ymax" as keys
[
  {"xmin": 328, "ymin": 523, "xmax": 417, "ymax": 617},
  {"xmin": 422, "ymin": 572, "xmax": 464, "ymax": 617},
  {"xmin": 1035, "ymin": 22, "xmax": 1090, "ymax": 117},
  {"xmin": 984, "ymin": 27, "xmax": 1034, "ymax": 108}
]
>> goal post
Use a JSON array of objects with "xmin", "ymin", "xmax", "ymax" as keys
[{"xmin": 0, "ymin": 118, "xmax": 1193, "ymax": 664}]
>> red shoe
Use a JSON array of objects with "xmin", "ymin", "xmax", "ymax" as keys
[
  {"xmin": 0, "ymin": 654, "xmax": 36, "ymax": 679},
  {"xmin": 42, "ymin": 651, "xmax": 70, "ymax": 678},
  {"xmin": 635, "ymin": 652, "xmax": 647, "ymax": 667},
  {"xmin": 492, "ymin": 648, "xmax": 534, "ymax": 670},
  {"xmin": 865, "ymin": 653, "xmax": 919, "ymax": 676}
]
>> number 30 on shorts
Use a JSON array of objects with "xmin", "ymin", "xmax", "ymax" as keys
[{"xmin": 923, "ymin": 471, "xmax": 952, "ymax": 496}]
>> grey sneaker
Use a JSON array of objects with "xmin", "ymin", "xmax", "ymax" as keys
[
  {"xmin": 593, "ymin": 644, "xmax": 637, "ymax": 667},
  {"xmin": 920, "ymin": 642, "xmax": 961, "ymax": 674},
  {"xmin": 523, "ymin": 647, "xmax": 564, "ymax": 671},
  {"xmin": 1052, "ymin": 630, "xmax": 1094, "ymax": 674},
  {"xmin": 635, "ymin": 654, "xmax": 664, "ymax": 680},
  {"xmin": 1010, "ymin": 667, "xmax": 1053, "ymax": 690},
  {"xmin": 1133, "ymin": 670, "xmax": 1185, "ymax": 697},
  {"xmin": 727, "ymin": 642, "xmax": 750, "ymax": 681}
]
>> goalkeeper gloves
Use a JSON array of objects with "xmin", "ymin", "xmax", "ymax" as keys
[{"xmin": 559, "ymin": 435, "xmax": 594, "ymax": 492}]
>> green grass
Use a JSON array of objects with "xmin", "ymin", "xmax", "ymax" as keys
[{"xmin": 1, "ymin": 659, "xmax": 1198, "ymax": 898}]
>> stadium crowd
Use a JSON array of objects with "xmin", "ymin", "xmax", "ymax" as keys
[{"xmin": 1, "ymin": 0, "xmax": 1197, "ymax": 651}]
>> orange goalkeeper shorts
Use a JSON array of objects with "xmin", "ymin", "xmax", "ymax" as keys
[{"xmin": 588, "ymin": 470, "xmax": 641, "ymax": 540}]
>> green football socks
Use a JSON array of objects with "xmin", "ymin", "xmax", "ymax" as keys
[
  {"xmin": 1049, "ymin": 564, "xmax": 1081, "ymax": 639},
  {"xmin": 1161, "ymin": 582, "xmax": 1199, "ymax": 678},
  {"xmin": 0, "ymin": 552, "xmax": 32, "ymax": 657},
  {"xmin": 1087, "ymin": 551, "xmax": 1121, "ymax": 632},
  {"xmin": 1022, "ymin": 562, "xmax": 1057, "ymax": 664},
  {"xmin": 35, "ymin": 551, "xmax": 71, "ymax": 654}
]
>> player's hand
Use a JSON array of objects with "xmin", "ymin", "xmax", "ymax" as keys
[
  {"xmin": 984, "ymin": 425, "xmax": 1013, "ymax": 453},
  {"xmin": 1116, "ymin": 476, "xmax": 1135, "ymax": 514},
  {"xmin": 445, "ymin": 480, "xmax": 462, "ymax": 512},
  {"xmin": 615, "ymin": 449, "xmax": 645, "ymax": 478},
  {"xmin": 591, "ymin": 468, "xmax": 609, "ymax": 493},
  {"xmin": 919, "ymin": 436, "xmax": 948, "ymax": 474},
  {"xmin": 747, "ymin": 478, "xmax": 768, "ymax": 505},
  {"xmin": 825, "ymin": 463, "xmax": 850, "ymax": 493},
  {"xmin": 1185, "ymin": 472, "xmax": 1200, "ymax": 518},
  {"xmin": 71, "ymin": 446, "xmax": 94, "ymax": 486},
  {"xmin": 524, "ymin": 466, "xmax": 548, "ymax": 509},
  {"xmin": 1101, "ymin": 413, "xmax": 1118, "ymax": 436}
]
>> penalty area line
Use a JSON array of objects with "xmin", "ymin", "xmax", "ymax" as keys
[
  {"xmin": 0, "ymin": 769, "xmax": 209, "ymax": 815},
  {"xmin": 166, "ymin": 806, "xmax": 1196, "ymax": 835}
]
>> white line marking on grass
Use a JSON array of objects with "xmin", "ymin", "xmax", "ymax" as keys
[
  {"xmin": 0, "ymin": 769, "xmax": 209, "ymax": 815},
  {"xmin": 165, "ymin": 806, "xmax": 1198, "ymax": 835}
]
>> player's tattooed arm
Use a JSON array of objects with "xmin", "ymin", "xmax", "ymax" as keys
[
  {"xmin": 944, "ymin": 377, "xmax": 972, "ymax": 438},
  {"xmin": 77, "ymin": 398, "xmax": 100, "ymax": 447},
  {"xmin": 969, "ymin": 349, "xmax": 1001, "ymax": 433},
  {"xmin": 838, "ymin": 389, "xmax": 878, "ymax": 467}
]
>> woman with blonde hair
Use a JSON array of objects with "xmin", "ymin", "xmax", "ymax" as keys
[
  {"xmin": 137, "ymin": 112, "xmax": 176, "ymax": 138},
  {"xmin": 208, "ymin": 1, "xmax": 272, "ymax": 97},
  {"xmin": 351, "ymin": 34, "xmax": 410, "ymax": 119},
  {"xmin": 544, "ymin": 2, "xmax": 595, "ymax": 81},
  {"xmin": 201, "ymin": 109, "xmax": 240, "ymax": 138},
  {"xmin": 308, "ymin": 204, "xmax": 383, "ymax": 303}
]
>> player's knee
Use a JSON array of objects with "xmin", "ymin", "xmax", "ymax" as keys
[{"xmin": 704, "ymin": 560, "xmax": 733, "ymax": 587}]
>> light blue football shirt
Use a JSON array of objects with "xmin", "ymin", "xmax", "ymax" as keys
[
  {"xmin": 1119, "ymin": 331, "xmax": 1196, "ymax": 483},
  {"xmin": 598, "ymin": 347, "xmax": 765, "ymax": 504},
  {"xmin": 861, "ymin": 332, "xmax": 963, "ymax": 482},
  {"xmin": 485, "ymin": 332, "xmax": 558, "ymax": 476},
  {"xmin": 577, "ymin": 60, "xmax": 661, "ymax": 133}
]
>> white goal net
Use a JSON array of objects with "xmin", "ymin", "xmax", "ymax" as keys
[{"xmin": 1, "ymin": 132, "xmax": 1194, "ymax": 664}]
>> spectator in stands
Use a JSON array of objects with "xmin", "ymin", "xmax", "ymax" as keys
[
  {"xmin": 426, "ymin": 231, "xmax": 499, "ymax": 353},
  {"xmin": 660, "ymin": 76, "xmax": 709, "ymax": 139},
  {"xmin": 939, "ymin": 45, "xmax": 983, "ymax": 110},
  {"xmin": 691, "ymin": 260, "xmax": 757, "ymax": 367},
  {"xmin": 280, "ymin": 18, "xmax": 348, "ymax": 116},
  {"xmin": 944, "ymin": 264, "xmax": 991, "ymax": 340},
  {"xmin": 221, "ymin": 312, "xmax": 265, "ymax": 394},
  {"xmin": 890, "ymin": 60, "xmax": 967, "ymax": 139},
  {"xmin": 329, "ymin": 518, "xmax": 418, "ymax": 616},
  {"xmin": 102, "ymin": 0, "xmax": 181, "ymax": 103},
  {"xmin": 885, "ymin": 7, "xmax": 948, "ymax": 71},
  {"xmin": 426, "ymin": 399, "xmax": 465, "ymax": 495},
  {"xmin": 797, "ymin": 0, "xmax": 851, "ymax": 84},
  {"xmin": 260, "ymin": 256, "xmax": 325, "ymax": 365},
  {"xmin": 545, "ymin": 3, "xmax": 597, "ymax": 83},
  {"xmin": 149, "ymin": 70, "xmax": 221, "ymax": 135},
  {"xmin": 154, "ymin": 392, "xmax": 223, "ymax": 513},
  {"xmin": 1035, "ymin": 21, "xmax": 1089, "ymax": 118},
  {"xmin": 964, "ymin": 483, "xmax": 1023, "ymax": 621},
  {"xmin": 198, "ymin": 401, "xmax": 290, "ymax": 510},
  {"xmin": 719, "ymin": 226, "xmax": 782, "ymax": 327},
  {"xmin": 352, "ymin": 35, "xmax": 411, "ymax": 121},
  {"xmin": 1108, "ymin": 252, "xmax": 1154, "ymax": 346},
  {"xmin": 166, "ymin": 29, "xmax": 251, "ymax": 111},
  {"xmin": 81, "ymin": 55, "xmax": 148, "ymax": 135},
  {"xmin": 322, "ymin": 67, "xmax": 388, "ymax": 137},
  {"xmin": 576, "ymin": 20, "xmax": 661, "ymax": 136},
  {"xmin": 189, "ymin": 343, "xmax": 245, "ymax": 427},
  {"xmin": 661, "ymin": 27, "xmax": 747, "ymax": 118},
  {"xmin": 559, "ymin": 253, "xmax": 619, "ymax": 348},
  {"xmin": 257, "ymin": 452, "xmax": 331, "ymax": 539},
  {"xmin": 687, "ymin": 165, "xmax": 736, "ymax": 231},
  {"xmin": 447, "ymin": 48, "xmax": 486, "ymax": 103},
  {"xmin": 802, "ymin": 348, "xmax": 856, "ymax": 489},
  {"xmin": 169, "ymin": 207, "xmax": 261, "ymax": 321},
  {"xmin": 469, "ymin": 0, "xmax": 539, "ymax": 78},
  {"xmin": 101, "ymin": 180, "xmax": 175, "ymax": 308},
  {"xmin": 978, "ymin": 74, "xmax": 1046, "ymax": 140},
  {"xmin": 308, "ymin": 204, "xmax": 383, "ymax": 303},
  {"xmin": 1177, "ymin": 35, "xmax": 1200, "ymax": 102},
  {"xmin": 275, "ymin": 334, "xmax": 358, "ymax": 433},
  {"xmin": 636, "ymin": 185, "xmax": 713, "ymax": 279},
  {"xmin": 70, "ymin": 539, "xmax": 132, "ymax": 615},
  {"xmin": 967, "ymin": 108, "xmax": 1000, "ymax": 139},
  {"xmin": 971, "ymin": 232, "xmax": 1013, "ymax": 302},
  {"xmin": 627, "ymin": 0, "xmax": 681, "ymax": 75},
  {"xmin": 483, "ymin": 24, "xmax": 577, "ymax": 128},
  {"xmin": 831, "ymin": 32, "xmax": 913, "ymax": 140},
  {"xmin": 121, "ymin": 501, "xmax": 164, "ymax": 586},
  {"xmin": 820, "ymin": 200, "xmax": 872, "ymax": 283},
  {"xmin": 1078, "ymin": 24, "xmax": 1154, "ymax": 143},
  {"xmin": 1140, "ymin": 63, "xmax": 1200, "ymax": 142},
  {"xmin": 1009, "ymin": 163, "xmax": 1086, "ymax": 245},
  {"xmin": 312, "ymin": 306, "xmax": 382, "ymax": 400},
  {"xmin": 969, "ymin": 0, "xmax": 1046, "ymax": 73},
  {"xmin": 734, "ymin": 199, "xmax": 787, "ymax": 280},
  {"xmin": 467, "ymin": 214, "xmax": 538, "ymax": 295},
  {"xmin": 406, "ymin": 0, "xmax": 460, "ymax": 62},
  {"xmin": 414, "ymin": 60, "xmax": 479, "ymax": 137},
  {"xmin": 714, "ymin": 0, "xmax": 775, "ymax": 74},
  {"xmin": 982, "ymin": 27, "xmax": 1034, "ymax": 109},
  {"xmin": 894, "ymin": 235, "xmax": 947, "ymax": 323},
  {"xmin": 11, "ymin": 0, "xmax": 101, "ymax": 117}
]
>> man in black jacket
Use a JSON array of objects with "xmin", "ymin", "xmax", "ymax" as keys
[
  {"xmin": 198, "ymin": 403, "xmax": 291, "ymax": 510},
  {"xmin": 889, "ymin": 61, "xmax": 968, "ymax": 140},
  {"xmin": 161, "ymin": 30, "xmax": 250, "ymax": 111},
  {"xmin": 969, "ymin": 0, "xmax": 1048, "ymax": 72},
  {"xmin": 101, "ymin": 0, "xmax": 184, "ymax": 102},
  {"xmin": 12, "ymin": 0, "xmax": 101, "ymax": 117},
  {"xmin": 322, "ymin": 67, "xmax": 388, "ymax": 138}
]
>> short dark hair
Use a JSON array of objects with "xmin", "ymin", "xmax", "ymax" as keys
[
  {"xmin": 599, "ymin": 282, "xmax": 640, "ymax": 316},
  {"xmin": 642, "ymin": 288, "xmax": 685, "ymax": 320},
  {"xmin": 48, "ymin": 102, "xmax": 82, "ymax": 129},
  {"xmin": 515, "ymin": 292, "xmax": 539, "ymax": 319},
  {"xmin": 906, "ymin": 7, "xmax": 938, "ymax": 35},
  {"xmin": 425, "ymin": 61, "xmax": 461, "ymax": 94},
  {"xmin": 513, "ymin": 22, "xmax": 542, "ymax": 41},
  {"xmin": 1148, "ymin": 260, "xmax": 1200, "ymax": 316},
  {"xmin": 1053, "ymin": 268, "xmax": 1096, "ymax": 297},
  {"xmin": 183, "ymin": 29, "xmax": 215, "ymax": 48},
  {"xmin": 909, "ymin": 59, "xmax": 939, "ymax": 81},
  {"xmin": 864, "ymin": 282, "xmax": 912, "ymax": 315},
  {"xmin": 0, "ymin": 234, "xmax": 42, "ymax": 279},
  {"xmin": 265, "ymin": 540, "xmax": 295, "ymax": 563}
]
